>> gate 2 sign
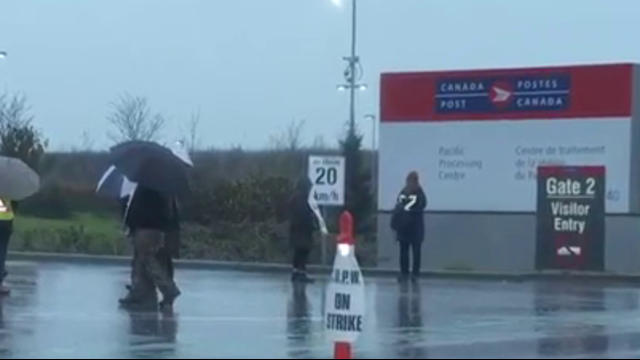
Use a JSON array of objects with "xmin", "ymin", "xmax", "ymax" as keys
[
  {"xmin": 308, "ymin": 155, "xmax": 345, "ymax": 206},
  {"xmin": 536, "ymin": 166, "xmax": 605, "ymax": 271}
]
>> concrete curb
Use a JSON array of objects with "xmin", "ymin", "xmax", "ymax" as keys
[{"xmin": 8, "ymin": 251, "xmax": 640, "ymax": 283}]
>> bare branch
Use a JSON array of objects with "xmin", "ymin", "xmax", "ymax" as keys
[
  {"xmin": 0, "ymin": 93, "xmax": 33, "ymax": 133},
  {"xmin": 187, "ymin": 109, "xmax": 201, "ymax": 152},
  {"xmin": 311, "ymin": 135, "xmax": 327, "ymax": 150},
  {"xmin": 268, "ymin": 119, "xmax": 305, "ymax": 151},
  {"xmin": 80, "ymin": 130, "xmax": 95, "ymax": 152},
  {"xmin": 0, "ymin": 93, "xmax": 47, "ymax": 169},
  {"xmin": 107, "ymin": 93, "xmax": 165, "ymax": 143}
]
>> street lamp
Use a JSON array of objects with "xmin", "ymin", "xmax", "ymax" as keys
[{"xmin": 332, "ymin": 0, "xmax": 365, "ymax": 136}]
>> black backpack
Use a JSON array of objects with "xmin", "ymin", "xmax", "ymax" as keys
[{"xmin": 390, "ymin": 201, "xmax": 409, "ymax": 232}]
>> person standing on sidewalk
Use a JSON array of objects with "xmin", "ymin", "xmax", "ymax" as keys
[
  {"xmin": 391, "ymin": 171, "xmax": 427, "ymax": 283},
  {"xmin": 289, "ymin": 177, "xmax": 320, "ymax": 283},
  {"xmin": 0, "ymin": 198, "xmax": 15, "ymax": 296}
]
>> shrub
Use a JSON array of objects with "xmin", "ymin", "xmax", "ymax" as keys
[{"xmin": 19, "ymin": 184, "xmax": 72, "ymax": 219}]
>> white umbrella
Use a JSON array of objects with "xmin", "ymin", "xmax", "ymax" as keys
[{"xmin": 0, "ymin": 156, "xmax": 40, "ymax": 200}]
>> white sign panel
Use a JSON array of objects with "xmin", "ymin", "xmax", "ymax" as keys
[
  {"xmin": 379, "ymin": 118, "xmax": 631, "ymax": 213},
  {"xmin": 308, "ymin": 155, "xmax": 345, "ymax": 206},
  {"xmin": 324, "ymin": 245, "xmax": 365, "ymax": 343}
]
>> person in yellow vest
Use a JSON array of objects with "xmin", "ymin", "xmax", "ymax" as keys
[{"xmin": 0, "ymin": 198, "xmax": 15, "ymax": 296}]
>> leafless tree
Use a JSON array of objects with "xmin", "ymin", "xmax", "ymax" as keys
[
  {"xmin": 80, "ymin": 130, "xmax": 94, "ymax": 152},
  {"xmin": 0, "ymin": 93, "xmax": 47, "ymax": 168},
  {"xmin": 0, "ymin": 93, "xmax": 32, "ymax": 130},
  {"xmin": 184, "ymin": 109, "xmax": 201, "ymax": 152},
  {"xmin": 311, "ymin": 135, "xmax": 328, "ymax": 150},
  {"xmin": 107, "ymin": 94, "xmax": 165, "ymax": 143},
  {"xmin": 269, "ymin": 119, "xmax": 306, "ymax": 151}
]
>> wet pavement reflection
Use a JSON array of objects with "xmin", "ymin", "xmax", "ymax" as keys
[
  {"xmin": 393, "ymin": 281, "xmax": 427, "ymax": 359},
  {"xmin": 2, "ymin": 262, "xmax": 640, "ymax": 358},
  {"xmin": 126, "ymin": 308, "xmax": 178, "ymax": 358},
  {"xmin": 286, "ymin": 282, "xmax": 313, "ymax": 359}
]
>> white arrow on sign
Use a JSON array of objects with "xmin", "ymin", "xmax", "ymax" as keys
[
  {"xmin": 557, "ymin": 246, "xmax": 582, "ymax": 256},
  {"xmin": 492, "ymin": 86, "xmax": 511, "ymax": 102}
]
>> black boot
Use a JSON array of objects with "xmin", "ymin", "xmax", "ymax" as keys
[
  {"xmin": 159, "ymin": 286, "xmax": 181, "ymax": 310},
  {"xmin": 119, "ymin": 287, "xmax": 158, "ymax": 308},
  {"xmin": 119, "ymin": 292, "xmax": 145, "ymax": 307}
]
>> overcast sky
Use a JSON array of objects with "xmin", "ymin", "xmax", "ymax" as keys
[{"xmin": 1, "ymin": 0, "xmax": 639, "ymax": 150}]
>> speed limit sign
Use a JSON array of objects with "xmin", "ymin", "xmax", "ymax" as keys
[{"xmin": 308, "ymin": 155, "xmax": 345, "ymax": 206}]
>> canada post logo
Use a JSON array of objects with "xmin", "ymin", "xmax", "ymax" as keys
[{"xmin": 436, "ymin": 74, "xmax": 570, "ymax": 113}]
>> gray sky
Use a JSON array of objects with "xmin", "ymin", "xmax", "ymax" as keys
[{"xmin": 0, "ymin": 0, "xmax": 639, "ymax": 150}]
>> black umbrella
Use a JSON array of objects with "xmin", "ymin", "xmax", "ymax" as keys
[{"xmin": 109, "ymin": 141, "xmax": 192, "ymax": 196}]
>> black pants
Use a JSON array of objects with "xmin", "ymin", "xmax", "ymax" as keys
[
  {"xmin": 292, "ymin": 247, "xmax": 310, "ymax": 272},
  {"xmin": 0, "ymin": 221, "xmax": 12, "ymax": 282},
  {"xmin": 399, "ymin": 240, "xmax": 422, "ymax": 276}
]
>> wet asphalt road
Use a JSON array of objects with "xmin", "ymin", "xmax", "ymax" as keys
[{"xmin": 1, "ymin": 262, "xmax": 640, "ymax": 358}]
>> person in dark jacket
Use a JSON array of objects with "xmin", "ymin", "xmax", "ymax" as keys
[
  {"xmin": 119, "ymin": 185, "xmax": 180, "ymax": 309},
  {"xmin": 0, "ymin": 199, "xmax": 16, "ymax": 296},
  {"xmin": 391, "ymin": 171, "xmax": 427, "ymax": 283},
  {"xmin": 289, "ymin": 177, "xmax": 317, "ymax": 283}
]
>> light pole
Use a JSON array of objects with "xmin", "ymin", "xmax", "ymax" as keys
[{"xmin": 333, "ymin": 0, "xmax": 366, "ymax": 136}]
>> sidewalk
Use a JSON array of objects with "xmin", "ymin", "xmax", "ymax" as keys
[{"xmin": 8, "ymin": 251, "xmax": 640, "ymax": 283}]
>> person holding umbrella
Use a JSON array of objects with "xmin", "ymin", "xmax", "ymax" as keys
[
  {"xmin": 97, "ymin": 166, "xmax": 150, "ymax": 300},
  {"xmin": 98, "ymin": 164, "xmax": 183, "ymax": 306},
  {"xmin": 109, "ymin": 141, "xmax": 191, "ymax": 309},
  {"xmin": 121, "ymin": 184, "xmax": 180, "ymax": 308},
  {"xmin": 0, "ymin": 156, "xmax": 40, "ymax": 296},
  {"xmin": 0, "ymin": 198, "xmax": 16, "ymax": 295}
]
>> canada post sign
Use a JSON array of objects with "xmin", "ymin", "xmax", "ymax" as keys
[{"xmin": 436, "ymin": 74, "xmax": 570, "ymax": 113}]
